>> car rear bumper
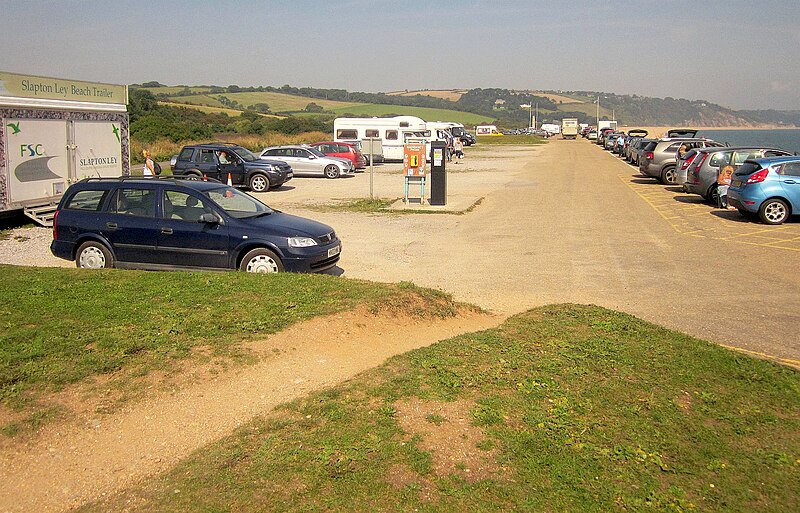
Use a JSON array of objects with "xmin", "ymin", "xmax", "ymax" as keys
[{"xmin": 50, "ymin": 240, "xmax": 75, "ymax": 261}]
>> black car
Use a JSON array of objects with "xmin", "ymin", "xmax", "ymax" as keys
[
  {"xmin": 51, "ymin": 177, "xmax": 341, "ymax": 273},
  {"xmin": 170, "ymin": 143, "xmax": 292, "ymax": 192}
]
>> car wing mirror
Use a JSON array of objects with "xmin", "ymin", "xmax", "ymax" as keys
[{"xmin": 198, "ymin": 213, "xmax": 221, "ymax": 224}]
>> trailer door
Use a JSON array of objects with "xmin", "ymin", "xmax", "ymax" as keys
[
  {"xmin": 5, "ymin": 119, "xmax": 69, "ymax": 204},
  {"xmin": 73, "ymin": 121, "xmax": 124, "ymax": 180}
]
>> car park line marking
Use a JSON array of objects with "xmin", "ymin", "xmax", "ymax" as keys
[
  {"xmin": 620, "ymin": 174, "xmax": 800, "ymax": 251},
  {"xmin": 719, "ymin": 344, "xmax": 800, "ymax": 369}
]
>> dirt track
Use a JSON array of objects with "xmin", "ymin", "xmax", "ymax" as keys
[{"xmin": 1, "ymin": 139, "xmax": 799, "ymax": 511}]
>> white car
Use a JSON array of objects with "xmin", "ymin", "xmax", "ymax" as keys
[{"xmin": 260, "ymin": 145, "xmax": 354, "ymax": 179}]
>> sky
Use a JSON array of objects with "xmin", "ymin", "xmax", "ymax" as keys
[{"xmin": 1, "ymin": 0, "xmax": 799, "ymax": 110}]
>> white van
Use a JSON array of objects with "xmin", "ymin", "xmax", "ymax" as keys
[
  {"xmin": 476, "ymin": 125, "xmax": 501, "ymax": 136},
  {"xmin": 334, "ymin": 116, "xmax": 430, "ymax": 161}
]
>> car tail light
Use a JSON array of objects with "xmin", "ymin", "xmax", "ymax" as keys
[
  {"xmin": 689, "ymin": 153, "xmax": 708, "ymax": 183},
  {"xmin": 746, "ymin": 168, "xmax": 769, "ymax": 184},
  {"xmin": 681, "ymin": 153, "xmax": 696, "ymax": 170},
  {"xmin": 52, "ymin": 210, "xmax": 59, "ymax": 240},
  {"xmin": 645, "ymin": 152, "xmax": 654, "ymax": 161}
]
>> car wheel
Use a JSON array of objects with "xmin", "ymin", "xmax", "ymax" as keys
[
  {"xmin": 185, "ymin": 171, "xmax": 202, "ymax": 181},
  {"xmin": 249, "ymin": 174, "xmax": 269, "ymax": 192},
  {"xmin": 759, "ymin": 198, "xmax": 789, "ymax": 225},
  {"xmin": 707, "ymin": 184, "xmax": 719, "ymax": 205},
  {"xmin": 76, "ymin": 241, "xmax": 113, "ymax": 269},
  {"xmin": 661, "ymin": 166, "xmax": 677, "ymax": 184},
  {"xmin": 240, "ymin": 248, "xmax": 284, "ymax": 273},
  {"xmin": 324, "ymin": 164, "xmax": 340, "ymax": 179}
]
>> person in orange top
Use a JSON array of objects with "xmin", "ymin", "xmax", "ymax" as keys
[{"xmin": 717, "ymin": 163, "xmax": 734, "ymax": 208}]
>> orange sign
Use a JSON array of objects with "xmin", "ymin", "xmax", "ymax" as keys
[{"xmin": 403, "ymin": 143, "xmax": 427, "ymax": 177}]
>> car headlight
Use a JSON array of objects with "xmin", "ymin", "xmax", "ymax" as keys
[{"xmin": 288, "ymin": 237, "xmax": 318, "ymax": 248}]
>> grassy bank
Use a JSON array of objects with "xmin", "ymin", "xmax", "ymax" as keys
[
  {"xmin": 81, "ymin": 304, "xmax": 799, "ymax": 512},
  {"xmin": 0, "ymin": 266, "xmax": 465, "ymax": 414}
]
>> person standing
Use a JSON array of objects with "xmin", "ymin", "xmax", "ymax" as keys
[
  {"xmin": 142, "ymin": 149, "xmax": 155, "ymax": 177},
  {"xmin": 453, "ymin": 136, "xmax": 464, "ymax": 161},
  {"xmin": 717, "ymin": 162, "xmax": 734, "ymax": 208}
]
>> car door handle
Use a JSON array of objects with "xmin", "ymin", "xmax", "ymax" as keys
[
  {"xmin": 161, "ymin": 228, "xmax": 173, "ymax": 235},
  {"xmin": 784, "ymin": 179, "xmax": 797, "ymax": 184},
  {"xmin": 106, "ymin": 222, "xmax": 118, "ymax": 229}
]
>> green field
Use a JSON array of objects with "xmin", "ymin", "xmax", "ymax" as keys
[
  {"xmin": 158, "ymin": 101, "xmax": 244, "ymax": 117},
  {"xmin": 138, "ymin": 86, "xmax": 213, "ymax": 95},
  {"xmin": 329, "ymin": 104, "xmax": 493, "ymax": 125},
  {"xmin": 157, "ymin": 92, "xmax": 358, "ymax": 113}
]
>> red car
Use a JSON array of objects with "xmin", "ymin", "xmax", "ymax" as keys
[{"xmin": 310, "ymin": 141, "xmax": 366, "ymax": 170}]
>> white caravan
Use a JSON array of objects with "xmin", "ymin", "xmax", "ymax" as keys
[{"xmin": 334, "ymin": 116, "xmax": 430, "ymax": 161}]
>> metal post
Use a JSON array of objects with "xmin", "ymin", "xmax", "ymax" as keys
[
  {"xmin": 596, "ymin": 95, "xmax": 600, "ymax": 129},
  {"xmin": 369, "ymin": 137, "xmax": 374, "ymax": 200}
]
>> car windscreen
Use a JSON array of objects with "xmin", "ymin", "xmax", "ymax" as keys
[
  {"xmin": 733, "ymin": 162, "xmax": 762, "ymax": 177},
  {"xmin": 307, "ymin": 147, "xmax": 327, "ymax": 158},
  {"xmin": 204, "ymin": 186, "xmax": 274, "ymax": 218},
  {"xmin": 231, "ymin": 147, "xmax": 258, "ymax": 162}
]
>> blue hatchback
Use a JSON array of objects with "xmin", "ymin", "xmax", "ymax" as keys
[
  {"xmin": 727, "ymin": 156, "xmax": 800, "ymax": 225},
  {"xmin": 51, "ymin": 177, "xmax": 341, "ymax": 272}
]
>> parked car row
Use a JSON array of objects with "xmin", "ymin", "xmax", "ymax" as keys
[
  {"xmin": 597, "ymin": 128, "xmax": 800, "ymax": 225},
  {"xmin": 169, "ymin": 142, "xmax": 368, "ymax": 192}
]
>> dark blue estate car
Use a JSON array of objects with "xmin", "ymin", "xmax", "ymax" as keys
[{"xmin": 51, "ymin": 177, "xmax": 341, "ymax": 273}]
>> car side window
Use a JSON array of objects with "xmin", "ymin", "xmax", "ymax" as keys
[
  {"xmin": 365, "ymin": 129, "xmax": 379, "ymax": 138},
  {"xmin": 765, "ymin": 150, "xmax": 791, "ymax": 158},
  {"xmin": 337, "ymin": 144, "xmax": 350, "ymax": 153},
  {"xmin": 200, "ymin": 150, "xmax": 216, "ymax": 164},
  {"xmin": 65, "ymin": 189, "xmax": 108, "ymax": 211},
  {"xmin": 780, "ymin": 162, "xmax": 800, "ymax": 177},
  {"xmin": 386, "ymin": 130, "xmax": 398, "ymax": 140},
  {"xmin": 110, "ymin": 188, "xmax": 156, "ymax": 217},
  {"xmin": 164, "ymin": 190, "xmax": 212, "ymax": 222},
  {"xmin": 296, "ymin": 149, "xmax": 310, "ymax": 158},
  {"xmin": 709, "ymin": 152, "xmax": 732, "ymax": 167}
]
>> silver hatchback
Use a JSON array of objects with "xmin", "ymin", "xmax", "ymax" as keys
[{"xmin": 684, "ymin": 147, "xmax": 793, "ymax": 202}]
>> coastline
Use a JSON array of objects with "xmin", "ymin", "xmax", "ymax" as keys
[{"xmin": 622, "ymin": 125, "xmax": 799, "ymax": 136}]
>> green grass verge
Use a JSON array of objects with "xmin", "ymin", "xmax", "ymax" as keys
[
  {"xmin": 0, "ymin": 266, "xmax": 465, "ymax": 410},
  {"xmin": 78, "ymin": 304, "xmax": 799, "ymax": 512}
]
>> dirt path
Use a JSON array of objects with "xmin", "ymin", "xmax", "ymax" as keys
[{"xmin": 0, "ymin": 310, "xmax": 500, "ymax": 512}]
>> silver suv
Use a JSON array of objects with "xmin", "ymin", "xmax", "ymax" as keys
[{"xmin": 639, "ymin": 137, "xmax": 723, "ymax": 184}]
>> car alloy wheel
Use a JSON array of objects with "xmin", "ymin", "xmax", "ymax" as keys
[
  {"xmin": 759, "ymin": 199, "xmax": 788, "ymax": 225},
  {"xmin": 662, "ymin": 167, "xmax": 677, "ymax": 184},
  {"xmin": 324, "ymin": 164, "xmax": 340, "ymax": 179},
  {"xmin": 249, "ymin": 174, "xmax": 269, "ymax": 192}
]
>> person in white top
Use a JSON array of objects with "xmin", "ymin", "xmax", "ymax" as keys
[{"xmin": 142, "ymin": 149, "xmax": 155, "ymax": 177}]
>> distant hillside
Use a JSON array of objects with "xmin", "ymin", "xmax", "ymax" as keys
[{"xmin": 133, "ymin": 83, "xmax": 797, "ymax": 128}]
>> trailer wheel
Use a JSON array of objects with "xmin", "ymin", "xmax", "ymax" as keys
[{"xmin": 76, "ymin": 241, "xmax": 114, "ymax": 269}]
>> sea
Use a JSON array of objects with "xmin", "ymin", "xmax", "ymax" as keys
[{"xmin": 695, "ymin": 129, "xmax": 800, "ymax": 155}]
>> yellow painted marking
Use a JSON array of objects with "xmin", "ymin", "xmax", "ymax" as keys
[
  {"xmin": 619, "ymin": 174, "xmax": 800, "ymax": 251},
  {"xmin": 719, "ymin": 344, "xmax": 800, "ymax": 369}
]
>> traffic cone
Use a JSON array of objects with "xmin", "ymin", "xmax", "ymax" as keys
[
  {"xmin": 202, "ymin": 174, "xmax": 208, "ymax": 181},
  {"xmin": 227, "ymin": 172, "xmax": 233, "ymax": 186}
]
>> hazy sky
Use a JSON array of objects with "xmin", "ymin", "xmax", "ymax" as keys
[{"xmin": 2, "ymin": 0, "xmax": 798, "ymax": 110}]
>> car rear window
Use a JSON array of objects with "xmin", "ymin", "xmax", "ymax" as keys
[
  {"xmin": 65, "ymin": 189, "xmax": 107, "ymax": 211},
  {"xmin": 644, "ymin": 142, "xmax": 658, "ymax": 151},
  {"xmin": 709, "ymin": 151, "xmax": 732, "ymax": 167},
  {"xmin": 733, "ymin": 162, "xmax": 762, "ymax": 177}
]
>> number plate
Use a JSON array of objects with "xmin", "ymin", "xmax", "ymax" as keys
[
  {"xmin": 328, "ymin": 245, "xmax": 340, "ymax": 258},
  {"xmin": 732, "ymin": 180, "xmax": 742, "ymax": 187},
  {"xmin": 287, "ymin": 172, "xmax": 293, "ymax": 178}
]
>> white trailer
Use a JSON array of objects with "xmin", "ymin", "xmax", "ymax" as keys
[
  {"xmin": 334, "ymin": 116, "xmax": 430, "ymax": 161},
  {"xmin": 0, "ymin": 71, "xmax": 129, "ymax": 225}
]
